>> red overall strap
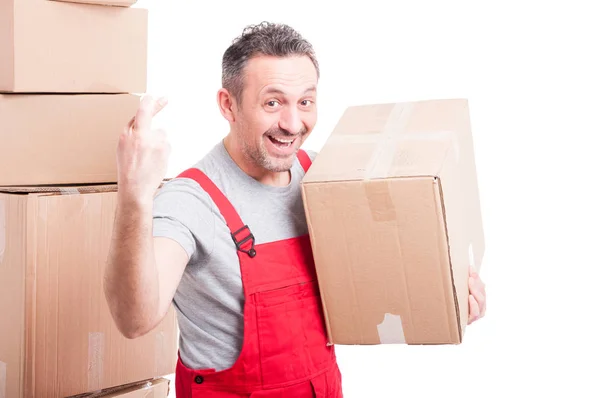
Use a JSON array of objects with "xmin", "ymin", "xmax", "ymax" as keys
[
  {"xmin": 176, "ymin": 167, "xmax": 257, "ymax": 257},
  {"xmin": 176, "ymin": 149, "xmax": 311, "ymax": 258},
  {"xmin": 296, "ymin": 149, "xmax": 312, "ymax": 173}
]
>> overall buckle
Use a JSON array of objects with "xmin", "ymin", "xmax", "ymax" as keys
[{"xmin": 231, "ymin": 225, "xmax": 256, "ymax": 258}]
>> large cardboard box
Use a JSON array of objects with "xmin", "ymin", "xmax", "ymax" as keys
[
  {"xmin": 301, "ymin": 98, "xmax": 485, "ymax": 345},
  {"xmin": 0, "ymin": 0, "xmax": 147, "ymax": 93},
  {"xmin": 0, "ymin": 185, "xmax": 179, "ymax": 398},
  {"xmin": 0, "ymin": 94, "xmax": 139, "ymax": 186},
  {"xmin": 50, "ymin": 0, "xmax": 138, "ymax": 6}
]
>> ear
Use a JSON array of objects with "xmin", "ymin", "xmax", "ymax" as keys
[{"xmin": 217, "ymin": 88, "xmax": 237, "ymax": 123}]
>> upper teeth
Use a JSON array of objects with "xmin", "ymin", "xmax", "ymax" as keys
[{"xmin": 273, "ymin": 137, "xmax": 293, "ymax": 143}]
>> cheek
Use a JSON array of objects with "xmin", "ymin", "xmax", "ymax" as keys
[
  {"xmin": 240, "ymin": 112, "xmax": 267, "ymax": 137},
  {"xmin": 242, "ymin": 119, "xmax": 270, "ymax": 147},
  {"xmin": 303, "ymin": 110, "xmax": 318, "ymax": 131},
  {"xmin": 253, "ymin": 116, "xmax": 277, "ymax": 136}
]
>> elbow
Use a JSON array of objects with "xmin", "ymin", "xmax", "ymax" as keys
[
  {"xmin": 103, "ymin": 275, "xmax": 157, "ymax": 340},
  {"xmin": 104, "ymin": 296, "xmax": 157, "ymax": 340},
  {"xmin": 115, "ymin": 316, "xmax": 157, "ymax": 340},
  {"xmin": 120, "ymin": 325, "xmax": 148, "ymax": 340},
  {"xmin": 110, "ymin": 299, "xmax": 165, "ymax": 340}
]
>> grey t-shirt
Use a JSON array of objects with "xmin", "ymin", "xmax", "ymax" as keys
[{"xmin": 152, "ymin": 140, "xmax": 317, "ymax": 371}]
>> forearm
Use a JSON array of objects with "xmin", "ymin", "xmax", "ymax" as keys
[{"xmin": 104, "ymin": 195, "xmax": 160, "ymax": 338}]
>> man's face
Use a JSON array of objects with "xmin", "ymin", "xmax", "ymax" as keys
[{"xmin": 233, "ymin": 55, "xmax": 318, "ymax": 172}]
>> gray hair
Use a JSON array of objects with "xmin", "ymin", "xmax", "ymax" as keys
[{"xmin": 221, "ymin": 21, "xmax": 320, "ymax": 105}]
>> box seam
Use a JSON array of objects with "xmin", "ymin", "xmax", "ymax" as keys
[
  {"xmin": 435, "ymin": 178, "xmax": 462, "ymax": 342},
  {"xmin": 300, "ymin": 185, "xmax": 335, "ymax": 345}
]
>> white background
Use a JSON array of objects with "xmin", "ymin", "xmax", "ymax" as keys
[{"xmin": 134, "ymin": 1, "xmax": 600, "ymax": 396}]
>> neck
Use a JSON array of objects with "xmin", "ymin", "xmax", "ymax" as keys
[{"xmin": 223, "ymin": 134, "xmax": 291, "ymax": 187}]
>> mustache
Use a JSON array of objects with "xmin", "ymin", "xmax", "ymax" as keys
[{"xmin": 264, "ymin": 126, "xmax": 308, "ymax": 137}]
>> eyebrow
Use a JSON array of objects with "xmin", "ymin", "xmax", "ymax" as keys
[{"xmin": 263, "ymin": 85, "xmax": 316, "ymax": 96}]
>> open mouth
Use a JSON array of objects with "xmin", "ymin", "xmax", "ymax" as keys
[{"xmin": 267, "ymin": 134, "xmax": 296, "ymax": 148}]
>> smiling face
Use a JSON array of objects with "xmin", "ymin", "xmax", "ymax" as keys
[{"xmin": 221, "ymin": 54, "xmax": 319, "ymax": 175}]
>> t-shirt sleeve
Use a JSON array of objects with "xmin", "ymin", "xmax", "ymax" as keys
[{"xmin": 152, "ymin": 177, "xmax": 216, "ymax": 263}]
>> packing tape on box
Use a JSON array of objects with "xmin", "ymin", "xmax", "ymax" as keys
[
  {"xmin": 0, "ymin": 361, "xmax": 6, "ymax": 398},
  {"xmin": 353, "ymin": 102, "xmax": 460, "ymax": 180},
  {"xmin": 364, "ymin": 102, "xmax": 412, "ymax": 180},
  {"xmin": 59, "ymin": 187, "xmax": 82, "ymax": 195},
  {"xmin": 364, "ymin": 182, "xmax": 397, "ymax": 223},
  {"xmin": 88, "ymin": 332, "xmax": 105, "ymax": 392},
  {"xmin": 376, "ymin": 313, "xmax": 406, "ymax": 344}
]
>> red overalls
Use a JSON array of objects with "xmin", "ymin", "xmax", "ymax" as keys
[{"xmin": 174, "ymin": 150, "xmax": 343, "ymax": 397}]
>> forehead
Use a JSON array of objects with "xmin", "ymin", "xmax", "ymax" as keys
[{"xmin": 243, "ymin": 55, "xmax": 318, "ymax": 96}]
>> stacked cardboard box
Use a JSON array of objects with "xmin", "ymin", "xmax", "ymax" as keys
[
  {"xmin": 301, "ymin": 98, "xmax": 485, "ymax": 346},
  {"xmin": 0, "ymin": 1, "xmax": 178, "ymax": 397}
]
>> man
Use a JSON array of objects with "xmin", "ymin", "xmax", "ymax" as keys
[{"xmin": 104, "ymin": 22, "xmax": 487, "ymax": 397}]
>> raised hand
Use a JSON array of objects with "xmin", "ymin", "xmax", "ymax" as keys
[{"xmin": 117, "ymin": 95, "xmax": 170, "ymax": 205}]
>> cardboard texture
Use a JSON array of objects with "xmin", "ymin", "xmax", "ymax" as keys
[
  {"xmin": 301, "ymin": 98, "xmax": 485, "ymax": 345},
  {"xmin": 49, "ymin": 0, "xmax": 138, "ymax": 6},
  {"xmin": 0, "ymin": 0, "xmax": 147, "ymax": 93},
  {"xmin": 0, "ymin": 93, "xmax": 140, "ymax": 186},
  {"xmin": 0, "ymin": 186, "xmax": 179, "ymax": 398},
  {"xmin": 71, "ymin": 378, "xmax": 170, "ymax": 398}
]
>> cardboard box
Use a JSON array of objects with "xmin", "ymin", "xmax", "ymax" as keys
[
  {"xmin": 0, "ymin": 0, "xmax": 147, "ymax": 93},
  {"xmin": 71, "ymin": 378, "xmax": 170, "ymax": 398},
  {"xmin": 49, "ymin": 0, "xmax": 138, "ymax": 6},
  {"xmin": 0, "ymin": 185, "xmax": 179, "ymax": 398},
  {"xmin": 0, "ymin": 93, "xmax": 139, "ymax": 186},
  {"xmin": 301, "ymin": 98, "xmax": 485, "ymax": 345}
]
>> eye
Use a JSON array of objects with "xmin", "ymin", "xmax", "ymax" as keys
[
  {"xmin": 300, "ymin": 99, "xmax": 314, "ymax": 107},
  {"xmin": 266, "ymin": 100, "xmax": 281, "ymax": 108}
]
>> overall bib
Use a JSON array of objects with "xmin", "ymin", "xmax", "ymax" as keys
[{"xmin": 174, "ymin": 150, "xmax": 343, "ymax": 397}]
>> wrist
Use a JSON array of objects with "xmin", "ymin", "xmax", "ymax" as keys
[{"xmin": 117, "ymin": 191, "xmax": 154, "ymax": 214}]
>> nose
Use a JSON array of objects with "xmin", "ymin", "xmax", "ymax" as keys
[{"xmin": 278, "ymin": 107, "xmax": 303, "ymax": 135}]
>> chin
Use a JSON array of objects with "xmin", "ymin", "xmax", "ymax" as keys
[
  {"xmin": 264, "ymin": 157, "xmax": 296, "ymax": 173},
  {"xmin": 258, "ymin": 141, "xmax": 301, "ymax": 172}
]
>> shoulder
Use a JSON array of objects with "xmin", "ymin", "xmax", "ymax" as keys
[
  {"xmin": 153, "ymin": 158, "xmax": 221, "ymax": 222},
  {"xmin": 155, "ymin": 142, "xmax": 224, "ymax": 204},
  {"xmin": 155, "ymin": 174, "xmax": 209, "ymax": 204}
]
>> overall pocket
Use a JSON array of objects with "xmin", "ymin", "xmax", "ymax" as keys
[{"xmin": 255, "ymin": 280, "xmax": 334, "ymax": 387}]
